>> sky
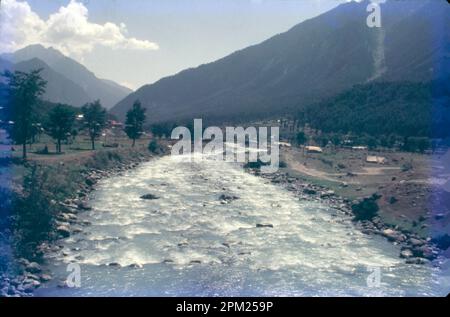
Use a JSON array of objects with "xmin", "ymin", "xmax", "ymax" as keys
[{"xmin": 0, "ymin": 0, "xmax": 349, "ymax": 90}]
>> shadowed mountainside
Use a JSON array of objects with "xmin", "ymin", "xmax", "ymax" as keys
[{"xmin": 111, "ymin": 0, "xmax": 449, "ymax": 124}]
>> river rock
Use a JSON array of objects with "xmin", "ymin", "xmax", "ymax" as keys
[
  {"xmin": 77, "ymin": 202, "xmax": 92, "ymax": 211},
  {"xmin": 400, "ymin": 249, "xmax": 413, "ymax": 259},
  {"xmin": 40, "ymin": 274, "xmax": 52, "ymax": 282},
  {"xmin": 0, "ymin": 287, "xmax": 8, "ymax": 297},
  {"xmin": 26, "ymin": 262, "xmax": 42, "ymax": 274},
  {"xmin": 219, "ymin": 194, "xmax": 239, "ymax": 202},
  {"xmin": 22, "ymin": 284, "xmax": 35, "ymax": 293},
  {"xmin": 57, "ymin": 225, "xmax": 71, "ymax": 238},
  {"xmin": 140, "ymin": 194, "xmax": 159, "ymax": 200},
  {"xmin": 256, "ymin": 223, "xmax": 274, "ymax": 228},
  {"xmin": 24, "ymin": 273, "xmax": 40, "ymax": 281},
  {"xmin": 434, "ymin": 213, "xmax": 445, "ymax": 220},
  {"xmin": 85, "ymin": 177, "xmax": 96, "ymax": 186},
  {"xmin": 382, "ymin": 229, "xmax": 399, "ymax": 242},
  {"xmin": 7, "ymin": 286, "xmax": 17, "ymax": 295},
  {"xmin": 57, "ymin": 280, "xmax": 68, "ymax": 288},
  {"xmin": 406, "ymin": 257, "xmax": 429, "ymax": 265},
  {"xmin": 22, "ymin": 276, "xmax": 41, "ymax": 290},
  {"xmin": 72, "ymin": 227, "xmax": 83, "ymax": 234},
  {"xmin": 361, "ymin": 229, "xmax": 375, "ymax": 235},
  {"xmin": 409, "ymin": 238, "xmax": 425, "ymax": 247},
  {"xmin": 320, "ymin": 190, "xmax": 335, "ymax": 198},
  {"xmin": 18, "ymin": 258, "xmax": 30, "ymax": 267},
  {"xmin": 57, "ymin": 213, "xmax": 74, "ymax": 222},
  {"xmin": 412, "ymin": 245, "xmax": 435, "ymax": 260},
  {"xmin": 303, "ymin": 188, "xmax": 317, "ymax": 195}
]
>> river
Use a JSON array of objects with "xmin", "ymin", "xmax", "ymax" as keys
[{"xmin": 36, "ymin": 152, "xmax": 450, "ymax": 296}]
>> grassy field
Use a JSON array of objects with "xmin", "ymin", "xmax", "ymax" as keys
[
  {"xmin": 9, "ymin": 132, "xmax": 152, "ymax": 163},
  {"xmin": 281, "ymin": 146, "xmax": 450, "ymax": 239}
]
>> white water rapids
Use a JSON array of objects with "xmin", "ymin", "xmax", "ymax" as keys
[{"xmin": 37, "ymin": 152, "xmax": 450, "ymax": 296}]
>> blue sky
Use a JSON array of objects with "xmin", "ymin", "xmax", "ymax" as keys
[{"xmin": 2, "ymin": 0, "xmax": 347, "ymax": 90}]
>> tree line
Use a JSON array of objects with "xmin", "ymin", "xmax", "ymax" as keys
[
  {"xmin": 296, "ymin": 80, "xmax": 450, "ymax": 140},
  {"xmin": 292, "ymin": 130, "xmax": 433, "ymax": 153},
  {"xmin": 2, "ymin": 69, "xmax": 148, "ymax": 160}
]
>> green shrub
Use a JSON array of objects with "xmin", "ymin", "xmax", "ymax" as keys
[
  {"xmin": 401, "ymin": 162, "xmax": 413, "ymax": 172},
  {"xmin": 148, "ymin": 140, "xmax": 165, "ymax": 154},
  {"xmin": 12, "ymin": 165, "xmax": 58, "ymax": 259},
  {"xmin": 352, "ymin": 196, "xmax": 379, "ymax": 221}
]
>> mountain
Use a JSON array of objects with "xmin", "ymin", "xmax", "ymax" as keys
[
  {"xmin": 0, "ymin": 58, "xmax": 91, "ymax": 107},
  {"xmin": 1, "ymin": 45, "xmax": 132, "ymax": 109},
  {"xmin": 111, "ymin": 0, "xmax": 450, "ymax": 124}
]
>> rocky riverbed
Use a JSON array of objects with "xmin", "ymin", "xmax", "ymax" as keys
[
  {"xmin": 30, "ymin": 152, "xmax": 449, "ymax": 296},
  {"xmin": 1, "ymin": 149, "xmax": 166, "ymax": 297},
  {"xmin": 3, "ymin": 147, "xmax": 448, "ymax": 297},
  {"xmin": 247, "ymin": 167, "xmax": 442, "ymax": 265}
]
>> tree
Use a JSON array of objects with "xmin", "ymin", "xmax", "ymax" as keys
[
  {"xmin": 3, "ymin": 69, "xmax": 47, "ymax": 159},
  {"xmin": 404, "ymin": 137, "xmax": 430, "ymax": 153},
  {"xmin": 125, "ymin": 100, "xmax": 146, "ymax": 147},
  {"xmin": 47, "ymin": 104, "xmax": 76, "ymax": 153},
  {"xmin": 296, "ymin": 131, "xmax": 307, "ymax": 146},
  {"xmin": 151, "ymin": 122, "xmax": 175, "ymax": 139},
  {"xmin": 331, "ymin": 134, "xmax": 341, "ymax": 149},
  {"xmin": 366, "ymin": 136, "xmax": 378, "ymax": 150},
  {"xmin": 81, "ymin": 100, "xmax": 107, "ymax": 150},
  {"xmin": 314, "ymin": 135, "xmax": 328, "ymax": 148}
]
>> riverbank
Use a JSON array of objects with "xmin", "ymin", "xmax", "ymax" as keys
[
  {"xmin": 242, "ymin": 147, "xmax": 446, "ymax": 265},
  {"xmin": 2, "ymin": 142, "xmax": 447, "ymax": 296},
  {"xmin": 32, "ymin": 148, "xmax": 449, "ymax": 296},
  {"xmin": 0, "ymin": 141, "xmax": 170, "ymax": 297}
]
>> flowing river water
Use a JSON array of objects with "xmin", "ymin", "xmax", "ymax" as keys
[{"xmin": 36, "ymin": 152, "xmax": 450, "ymax": 296}]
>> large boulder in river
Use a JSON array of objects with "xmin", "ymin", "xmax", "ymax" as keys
[
  {"xmin": 400, "ymin": 249, "xmax": 413, "ymax": 259},
  {"xmin": 256, "ymin": 223, "xmax": 274, "ymax": 228},
  {"xmin": 303, "ymin": 188, "xmax": 317, "ymax": 195},
  {"xmin": 77, "ymin": 202, "xmax": 92, "ymax": 211},
  {"xmin": 381, "ymin": 229, "xmax": 402, "ymax": 242},
  {"xmin": 56, "ymin": 226, "xmax": 70, "ymax": 238},
  {"xmin": 219, "ymin": 194, "xmax": 239, "ymax": 203},
  {"xmin": 85, "ymin": 177, "xmax": 96, "ymax": 186},
  {"xmin": 26, "ymin": 262, "xmax": 42, "ymax": 274},
  {"xmin": 140, "ymin": 194, "xmax": 160, "ymax": 200},
  {"xmin": 412, "ymin": 245, "xmax": 436, "ymax": 260}
]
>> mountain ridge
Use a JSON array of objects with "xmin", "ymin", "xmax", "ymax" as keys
[
  {"xmin": 0, "ymin": 57, "xmax": 91, "ymax": 107},
  {"xmin": 1, "ymin": 44, "xmax": 132, "ymax": 109},
  {"xmin": 111, "ymin": 0, "xmax": 449, "ymax": 124}
]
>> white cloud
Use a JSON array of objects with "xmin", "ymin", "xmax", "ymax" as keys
[{"xmin": 0, "ymin": 0, "xmax": 159, "ymax": 57}]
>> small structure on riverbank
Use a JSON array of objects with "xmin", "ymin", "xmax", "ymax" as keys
[
  {"xmin": 277, "ymin": 141, "xmax": 292, "ymax": 148},
  {"xmin": 366, "ymin": 155, "xmax": 386, "ymax": 164},
  {"xmin": 305, "ymin": 146, "xmax": 323, "ymax": 153}
]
